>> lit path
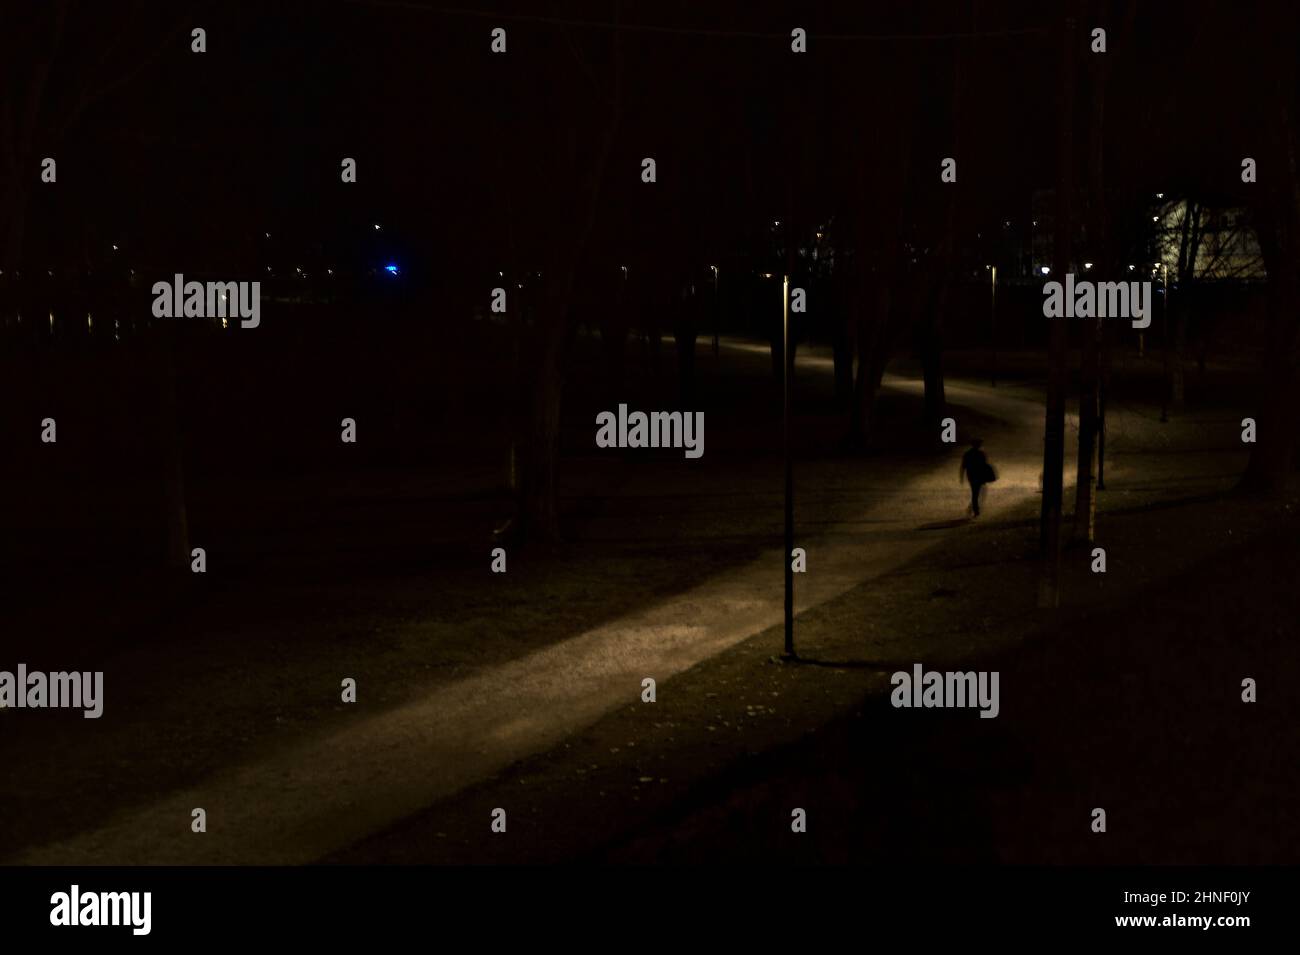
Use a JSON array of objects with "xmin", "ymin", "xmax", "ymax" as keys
[{"xmin": 14, "ymin": 342, "xmax": 1069, "ymax": 865}]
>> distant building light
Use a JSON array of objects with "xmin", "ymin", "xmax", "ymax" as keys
[
  {"xmin": 1084, "ymin": 262, "xmax": 1093, "ymax": 270},
  {"xmin": 1156, "ymin": 193, "xmax": 1164, "ymax": 199},
  {"xmin": 385, "ymin": 264, "xmax": 399, "ymax": 275},
  {"xmin": 1040, "ymin": 266, "xmax": 1050, "ymax": 275}
]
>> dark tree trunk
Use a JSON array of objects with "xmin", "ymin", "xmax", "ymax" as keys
[
  {"xmin": 1039, "ymin": 10, "xmax": 1074, "ymax": 608},
  {"xmin": 507, "ymin": 10, "xmax": 623, "ymax": 543},
  {"xmin": 674, "ymin": 292, "xmax": 698, "ymax": 406},
  {"xmin": 849, "ymin": 280, "xmax": 894, "ymax": 448},
  {"xmin": 920, "ymin": 285, "xmax": 947, "ymax": 431},
  {"xmin": 518, "ymin": 310, "xmax": 566, "ymax": 541},
  {"xmin": 920, "ymin": 17, "xmax": 964, "ymax": 435},
  {"xmin": 1074, "ymin": 319, "xmax": 1101, "ymax": 539},
  {"xmin": 1, "ymin": 187, "xmax": 27, "ymax": 271},
  {"xmin": 1240, "ymin": 45, "xmax": 1300, "ymax": 492},
  {"xmin": 1073, "ymin": 6, "xmax": 1112, "ymax": 542},
  {"xmin": 831, "ymin": 281, "xmax": 854, "ymax": 410},
  {"xmin": 1240, "ymin": 289, "xmax": 1299, "ymax": 492},
  {"xmin": 158, "ymin": 334, "xmax": 190, "ymax": 571},
  {"xmin": 601, "ymin": 277, "xmax": 629, "ymax": 401},
  {"xmin": 1240, "ymin": 207, "xmax": 1299, "ymax": 493}
]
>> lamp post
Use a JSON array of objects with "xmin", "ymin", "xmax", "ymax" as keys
[
  {"xmin": 710, "ymin": 264, "xmax": 719, "ymax": 361},
  {"xmin": 782, "ymin": 273, "xmax": 794, "ymax": 659},
  {"xmin": 1159, "ymin": 261, "xmax": 1170, "ymax": 423},
  {"xmin": 989, "ymin": 265, "xmax": 998, "ymax": 387}
]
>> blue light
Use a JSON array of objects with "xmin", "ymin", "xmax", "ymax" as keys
[{"xmin": 385, "ymin": 264, "xmax": 399, "ymax": 275}]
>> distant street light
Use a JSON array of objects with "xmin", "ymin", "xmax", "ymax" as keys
[
  {"xmin": 782, "ymin": 273, "xmax": 794, "ymax": 659},
  {"xmin": 710, "ymin": 265, "xmax": 719, "ymax": 360},
  {"xmin": 990, "ymin": 265, "xmax": 998, "ymax": 388},
  {"xmin": 1159, "ymin": 262, "xmax": 1170, "ymax": 421}
]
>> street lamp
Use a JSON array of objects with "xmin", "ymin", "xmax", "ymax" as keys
[
  {"xmin": 710, "ymin": 265, "xmax": 719, "ymax": 360},
  {"xmin": 989, "ymin": 265, "xmax": 998, "ymax": 387},
  {"xmin": 1158, "ymin": 261, "xmax": 1170, "ymax": 419},
  {"xmin": 782, "ymin": 273, "xmax": 794, "ymax": 659}
]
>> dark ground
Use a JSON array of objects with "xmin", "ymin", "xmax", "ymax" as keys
[
  {"xmin": 2, "ymin": 309, "xmax": 1293, "ymax": 864},
  {"xmin": 331, "ymin": 472, "xmax": 1300, "ymax": 864}
]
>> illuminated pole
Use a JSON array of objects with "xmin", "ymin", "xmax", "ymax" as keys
[
  {"xmin": 990, "ymin": 265, "xmax": 998, "ymax": 387},
  {"xmin": 1159, "ymin": 261, "xmax": 1169, "ymax": 423},
  {"xmin": 782, "ymin": 273, "xmax": 794, "ymax": 658},
  {"xmin": 711, "ymin": 264, "xmax": 719, "ymax": 361}
]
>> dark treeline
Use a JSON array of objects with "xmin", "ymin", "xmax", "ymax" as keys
[{"xmin": 2, "ymin": 0, "xmax": 1297, "ymax": 555}]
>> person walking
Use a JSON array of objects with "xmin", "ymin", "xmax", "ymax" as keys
[{"xmin": 959, "ymin": 438, "xmax": 996, "ymax": 517}]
